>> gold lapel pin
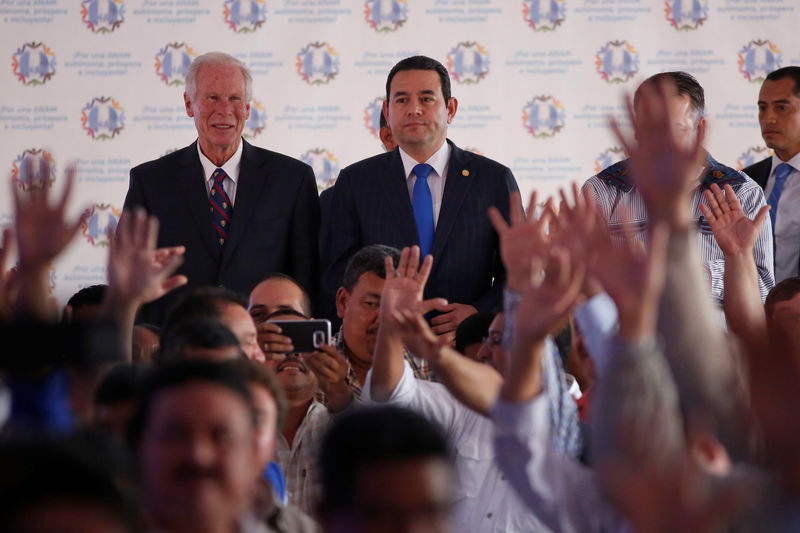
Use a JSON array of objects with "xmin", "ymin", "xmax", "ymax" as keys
[{"xmin": 462, "ymin": 169, "xmax": 469, "ymax": 176}]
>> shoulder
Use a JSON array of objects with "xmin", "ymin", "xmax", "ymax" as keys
[
  {"xmin": 131, "ymin": 144, "xmax": 193, "ymax": 177},
  {"xmin": 336, "ymin": 150, "xmax": 395, "ymax": 187},
  {"xmin": 700, "ymin": 154, "xmax": 748, "ymax": 191},
  {"xmin": 590, "ymin": 158, "xmax": 633, "ymax": 192},
  {"xmin": 742, "ymin": 156, "xmax": 772, "ymax": 175}
]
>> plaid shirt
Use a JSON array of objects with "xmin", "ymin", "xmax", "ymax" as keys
[
  {"xmin": 334, "ymin": 327, "xmax": 436, "ymax": 399},
  {"xmin": 274, "ymin": 400, "xmax": 329, "ymax": 518}
]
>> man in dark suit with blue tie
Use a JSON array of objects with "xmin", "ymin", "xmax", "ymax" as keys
[
  {"xmin": 124, "ymin": 52, "xmax": 320, "ymax": 326},
  {"xmin": 744, "ymin": 66, "xmax": 800, "ymax": 283},
  {"xmin": 322, "ymin": 56, "xmax": 519, "ymax": 337}
]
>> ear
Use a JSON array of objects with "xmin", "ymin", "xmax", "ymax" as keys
[
  {"xmin": 382, "ymin": 98, "xmax": 389, "ymax": 123},
  {"xmin": 446, "ymin": 97, "xmax": 458, "ymax": 124},
  {"xmin": 687, "ymin": 428, "xmax": 731, "ymax": 476},
  {"xmin": 184, "ymin": 92, "xmax": 194, "ymax": 117},
  {"xmin": 695, "ymin": 115, "xmax": 707, "ymax": 142},
  {"xmin": 379, "ymin": 126, "xmax": 395, "ymax": 152},
  {"xmin": 335, "ymin": 287, "xmax": 350, "ymax": 319},
  {"xmin": 245, "ymin": 100, "xmax": 251, "ymax": 120}
]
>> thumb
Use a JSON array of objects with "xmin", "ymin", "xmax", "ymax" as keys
[{"xmin": 418, "ymin": 298, "xmax": 448, "ymax": 314}]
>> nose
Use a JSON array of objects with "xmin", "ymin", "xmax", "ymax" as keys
[
  {"xmin": 476, "ymin": 340, "xmax": 491, "ymax": 362},
  {"xmin": 187, "ymin": 435, "xmax": 216, "ymax": 467}
]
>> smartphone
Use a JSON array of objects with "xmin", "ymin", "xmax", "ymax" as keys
[{"xmin": 268, "ymin": 319, "xmax": 331, "ymax": 353}]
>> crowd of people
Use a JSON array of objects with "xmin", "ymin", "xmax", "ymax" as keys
[{"xmin": 2, "ymin": 51, "xmax": 800, "ymax": 533}]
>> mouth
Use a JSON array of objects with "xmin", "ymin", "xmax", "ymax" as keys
[
  {"xmin": 277, "ymin": 357, "xmax": 307, "ymax": 373},
  {"xmin": 212, "ymin": 124, "xmax": 235, "ymax": 130}
]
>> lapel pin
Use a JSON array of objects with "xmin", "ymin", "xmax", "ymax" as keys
[{"xmin": 462, "ymin": 169, "xmax": 469, "ymax": 176}]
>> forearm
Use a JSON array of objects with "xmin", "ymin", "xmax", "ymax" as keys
[
  {"xmin": 431, "ymin": 347, "xmax": 502, "ymax": 416},
  {"xmin": 500, "ymin": 338, "xmax": 545, "ymax": 403},
  {"xmin": 15, "ymin": 267, "xmax": 55, "ymax": 322},
  {"xmin": 722, "ymin": 251, "xmax": 768, "ymax": 346},
  {"xmin": 369, "ymin": 326, "xmax": 406, "ymax": 402},
  {"xmin": 100, "ymin": 291, "xmax": 138, "ymax": 363}
]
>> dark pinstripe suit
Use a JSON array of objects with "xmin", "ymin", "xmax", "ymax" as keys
[
  {"xmin": 321, "ymin": 139, "xmax": 518, "ymax": 322},
  {"xmin": 125, "ymin": 140, "xmax": 320, "ymax": 325},
  {"xmin": 743, "ymin": 156, "xmax": 772, "ymax": 190}
]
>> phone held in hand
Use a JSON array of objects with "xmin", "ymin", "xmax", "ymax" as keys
[{"xmin": 268, "ymin": 319, "xmax": 331, "ymax": 353}]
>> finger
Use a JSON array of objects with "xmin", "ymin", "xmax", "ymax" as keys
[
  {"xmin": 710, "ymin": 183, "xmax": 729, "ymax": 215},
  {"xmin": 0, "ymin": 228, "xmax": 12, "ymax": 273},
  {"xmin": 384, "ymin": 253, "xmax": 397, "ymax": 279},
  {"xmin": 698, "ymin": 201, "xmax": 713, "ymax": 223},
  {"xmin": 525, "ymin": 190, "xmax": 538, "ymax": 223},
  {"xmin": 157, "ymin": 253, "xmax": 185, "ymax": 278},
  {"xmin": 558, "ymin": 188, "xmax": 571, "ymax": 220},
  {"xmin": 418, "ymin": 297, "xmax": 448, "ymax": 315},
  {"xmin": 132, "ymin": 208, "xmax": 147, "ymax": 248},
  {"xmin": 723, "ymin": 184, "xmax": 743, "ymax": 213},
  {"xmin": 257, "ymin": 322, "xmax": 282, "ymax": 334},
  {"xmin": 161, "ymin": 274, "xmax": 188, "ymax": 293},
  {"xmin": 416, "ymin": 253, "xmax": 433, "ymax": 287},
  {"xmin": 146, "ymin": 215, "xmax": 159, "ymax": 251},
  {"xmin": 488, "ymin": 206, "xmax": 509, "ymax": 236},
  {"xmin": 701, "ymin": 189, "xmax": 720, "ymax": 219},
  {"xmin": 571, "ymin": 182, "xmax": 584, "ymax": 213},
  {"xmin": 431, "ymin": 322, "xmax": 456, "ymax": 335},
  {"xmin": 396, "ymin": 246, "xmax": 410, "ymax": 277},
  {"xmin": 57, "ymin": 163, "xmax": 76, "ymax": 214},
  {"xmin": 509, "ymin": 190, "xmax": 524, "ymax": 224},
  {"xmin": 407, "ymin": 244, "xmax": 421, "ymax": 277},
  {"xmin": 752, "ymin": 205, "xmax": 770, "ymax": 232}
]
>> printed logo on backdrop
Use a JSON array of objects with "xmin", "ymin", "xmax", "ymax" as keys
[
  {"xmin": 81, "ymin": 204, "xmax": 121, "ymax": 247},
  {"xmin": 363, "ymin": 97, "xmax": 384, "ymax": 138},
  {"xmin": 301, "ymin": 149, "xmax": 340, "ymax": 190},
  {"xmin": 736, "ymin": 146, "xmax": 772, "ymax": 170},
  {"xmin": 447, "ymin": 42, "xmax": 490, "ymax": 85},
  {"xmin": 81, "ymin": 97, "xmax": 125, "ymax": 140},
  {"xmin": 522, "ymin": 0, "xmax": 566, "ymax": 32},
  {"xmin": 595, "ymin": 41, "xmax": 639, "ymax": 84},
  {"xmin": 243, "ymin": 100, "xmax": 267, "ymax": 139},
  {"xmin": 296, "ymin": 43, "xmax": 340, "ymax": 85},
  {"xmin": 364, "ymin": 0, "xmax": 408, "ymax": 32},
  {"xmin": 155, "ymin": 43, "xmax": 197, "ymax": 86},
  {"xmin": 81, "ymin": 0, "xmax": 126, "ymax": 33},
  {"xmin": 664, "ymin": 0, "xmax": 708, "ymax": 31},
  {"xmin": 224, "ymin": 0, "xmax": 267, "ymax": 33},
  {"xmin": 522, "ymin": 96, "xmax": 566, "ymax": 139},
  {"xmin": 594, "ymin": 147, "xmax": 626, "ymax": 174},
  {"xmin": 738, "ymin": 40, "xmax": 781, "ymax": 83},
  {"xmin": 11, "ymin": 149, "xmax": 55, "ymax": 192},
  {"xmin": 12, "ymin": 43, "xmax": 56, "ymax": 86}
]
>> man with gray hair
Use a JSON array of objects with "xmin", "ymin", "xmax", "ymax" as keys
[{"xmin": 125, "ymin": 51, "xmax": 320, "ymax": 326}]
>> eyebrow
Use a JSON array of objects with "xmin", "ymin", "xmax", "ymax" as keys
[
  {"xmin": 364, "ymin": 292, "xmax": 382, "ymax": 300},
  {"xmin": 265, "ymin": 307, "xmax": 307, "ymax": 320},
  {"xmin": 758, "ymin": 98, "xmax": 792, "ymax": 105},
  {"xmin": 392, "ymin": 89, "xmax": 437, "ymax": 98}
]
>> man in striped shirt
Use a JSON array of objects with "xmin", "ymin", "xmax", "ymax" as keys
[{"xmin": 583, "ymin": 71, "xmax": 774, "ymax": 304}]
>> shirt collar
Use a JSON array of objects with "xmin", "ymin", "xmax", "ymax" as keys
[
  {"xmin": 197, "ymin": 139, "xmax": 244, "ymax": 184},
  {"xmin": 772, "ymin": 152, "xmax": 800, "ymax": 176},
  {"xmin": 398, "ymin": 140, "xmax": 451, "ymax": 180}
]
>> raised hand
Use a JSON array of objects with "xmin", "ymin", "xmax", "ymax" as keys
[
  {"xmin": 379, "ymin": 245, "xmax": 445, "ymax": 325},
  {"xmin": 699, "ymin": 183, "xmax": 769, "ymax": 257},
  {"xmin": 610, "ymin": 80, "xmax": 706, "ymax": 230},
  {"xmin": 255, "ymin": 321, "xmax": 295, "ymax": 359},
  {"xmin": 589, "ymin": 216, "xmax": 669, "ymax": 341},
  {"xmin": 515, "ymin": 246, "xmax": 585, "ymax": 347},
  {"xmin": 13, "ymin": 160, "xmax": 86, "ymax": 271},
  {"xmin": 489, "ymin": 190, "xmax": 552, "ymax": 293},
  {"xmin": 107, "ymin": 208, "xmax": 187, "ymax": 306},
  {"xmin": 0, "ymin": 228, "xmax": 19, "ymax": 321}
]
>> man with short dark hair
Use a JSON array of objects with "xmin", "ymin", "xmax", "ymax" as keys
[
  {"xmin": 125, "ymin": 51, "xmax": 320, "ymax": 326},
  {"xmin": 744, "ymin": 66, "xmax": 800, "ymax": 283},
  {"xmin": 322, "ymin": 55, "xmax": 518, "ymax": 336},
  {"xmin": 131, "ymin": 360, "xmax": 317, "ymax": 533},
  {"xmin": 319, "ymin": 405, "xmax": 454, "ymax": 533},
  {"xmin": 163, "ymin": 286, "xmax": 264, "ymax": 362},
  {"xmin": 159, "ymin": 317, "xmax": 245, "ymax": 363},
  {"xmin": 584, "ymin": 71, "xmax": 774, "ymax": 304}
]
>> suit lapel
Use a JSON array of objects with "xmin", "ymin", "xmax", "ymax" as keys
[
  {"xmin": 381, "ymin": 148, "xmax": 420, "ymax": 244},
  {"xmin": 177, "ymin": 142, "xmax": 219, "ymax": 259},
  {"xmin": 431, "ymin": 141, "xmax": 472, "ymax": 262},
  {"xmin": 221, "ymin": 140, "xmax": 269, "ymax": 268}
]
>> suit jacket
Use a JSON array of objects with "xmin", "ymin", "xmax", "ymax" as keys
[
  {"xmin": 321, "ymin": 140, "xmax": 517, "ymax": 322},
  {"xmin": 124, "ymin": 139, "xmax": 320, "ymax": 325},
  {"xmin": 743, "ymin": 156, "xmax": 772, "ymax": 190}
]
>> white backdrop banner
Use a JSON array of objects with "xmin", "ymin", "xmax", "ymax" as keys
[{"xmin": 0, "ymin": 0, "xmax": 796, "ymax": 305}]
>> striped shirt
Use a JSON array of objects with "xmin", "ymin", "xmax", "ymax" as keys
[{"xmin": 583, "ymin": 154, "xmax": 775, "ymax": 303}]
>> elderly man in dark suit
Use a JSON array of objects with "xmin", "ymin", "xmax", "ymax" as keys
[
  {"xmin": 322, "ymin": 55, "xmax": 518, "ymax": 337},
  {"xmin": 744, "ymin": 66, "xmax": 800, "ymax": 283},
  {"xmin": 125, "ymin": 52, "xmax": 320, "ymax": 325}
]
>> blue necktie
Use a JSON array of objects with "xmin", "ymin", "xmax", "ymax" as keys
[
  {"xmin": 768, "ymin": 163, "xmax": 793, "ymax": 233},
  {"xmin": 412, "ymin": 163, "xmax": 435, "ymax": 257},
  {"xmin": 209, "ymin": 168, "xmax": 233, "ymax": 248}
]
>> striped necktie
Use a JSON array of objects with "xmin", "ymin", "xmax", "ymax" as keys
[{"xmin": 209, "ymin": 168, "xmax": 233, "ymax": 248}]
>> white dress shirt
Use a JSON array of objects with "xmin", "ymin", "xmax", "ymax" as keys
[
  {"xmin": 399, "ymin": 141, "xmax": 451, "ymax": 228},
  {"xmin": 197, "ymin": 140, "xmax": 243, "ymax": 206},
  {"xmin": 363, "ymin": 361, "xmax": 552, "ymax": 533},
  {"xmin": 764, "ymin": 153, "xmax": 800, "ymax": 283}
]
